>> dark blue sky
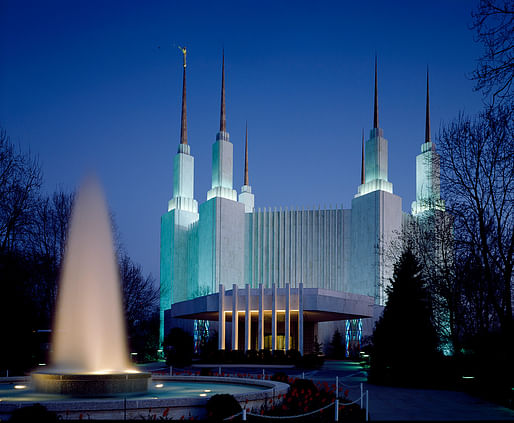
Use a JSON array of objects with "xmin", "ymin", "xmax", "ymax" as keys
[{"xmin": 1, "ymin": 0, "xmax": 485, "ymax": 280}]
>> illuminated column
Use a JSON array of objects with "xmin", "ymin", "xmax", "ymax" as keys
[
  {"xmin": 219, "ymin": 284, "xmax": 225, "ymax": 350},
  {"xmin": 285, "ymin": 283, "xmax": 290, "ymax": 351},
  {"xmin": 271, "ymin": 283, "xmax": 277, "ymax": 351},
  {"xmin": 258, "ymin": 283, "xmax": 264, "ymax": 350},
  {"xmin": 232, "ymin": 284, "xmax": 238, "ymax": 350},
  {"xmin": 299, "ymin": 283, "xmax": 304, "ymax": 355},
  {"xmin": 245, "ymin": 284, "xmax": 251, "ymax": 351}
]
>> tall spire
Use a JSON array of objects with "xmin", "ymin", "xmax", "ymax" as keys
[
  {"xmin": 244, "ymin": 122, "xmax": 249, "ymax": 186},
  {"xmin": 373, "ymin": 55, "xmax": 379, "ymax": 129},
  {"xmin": 220, "ymin": 49, "xmax": 226, "ymax": 132},
  {"xmin": 238, "ymin": 120, "xmax": 254, "ymax": 212},
  {"xmin": 179, "ymin": 46, "xmax": 187, "ymax": 145},
  {"xmin": 361, "ymin": 128, "xmax": 365, "ymax": 184},
  {"xmin": 355, "ymin": 55, "xmax": 393, "ymax": 197},
  {"xmin": 425, "ymin": 67, "xmax": 431, "ymax": 143}
]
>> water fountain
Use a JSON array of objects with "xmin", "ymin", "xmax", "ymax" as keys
[
  {"xmin": 32, "ymin": 176, "xmax": 151, "ymax": 395},
  {"xmin": 0, "ymin": 176, "xmax": 288, "ymax": 419}
]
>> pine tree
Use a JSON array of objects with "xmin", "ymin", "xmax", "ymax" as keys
[
  {"xmin": 371, "ymin": 248, "xmax": 439, "ymax": 383},
  {"xmin": 330, "ymin": 329, "xmax": 345, "ymax": 359}
]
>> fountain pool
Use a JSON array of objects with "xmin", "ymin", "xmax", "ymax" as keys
[{"xmin": 0, "ymin": 375, "xmax": 288, "ymax": 420}]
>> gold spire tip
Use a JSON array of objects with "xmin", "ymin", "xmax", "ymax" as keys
[{"xmin": 179, "ymin": 46, "xmax": 187, "ymax": 68}]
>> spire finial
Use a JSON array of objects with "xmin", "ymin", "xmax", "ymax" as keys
[
  {"xmin": 179, "ymin": 46, "xmax": 187, "ymax": 68},
  {"xmin": 220, "ymin": 49, "xmax": 226, "ymax": 132},
  {"xmin": 179, "ymin": 46, "xmax": 187, "ymax": 145},
  {"xmin": 425, "ymin": 66, "xmax": 431, "ymax": 143},
  {"xmin": 373, "ymin": 55, "xmax": 379, "ymax": 129},
  {"xmin": 361, "ymin": 128, "xmax": 365, "ymax": 184},
  {"xmin": 244, "ymin": 121, "xmax": 249, "ymax": 186}
]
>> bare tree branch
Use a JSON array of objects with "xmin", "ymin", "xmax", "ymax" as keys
[
  {"xmin": 471, "ymin": 0, "xmax": 514, "ymax": 104},
  {"xmin": 438, "ymin": 104, "xmax": 514, "ymax": 339}
]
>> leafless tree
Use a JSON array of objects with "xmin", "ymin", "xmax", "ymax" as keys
[
  {"xmin": 0, "ymin": 129, "xmax": 42, "ymax": 254},
  {"xmin": 438, "ymin": 104, "xmax": 514, "ymax": 340},
  {"xmin": 30, "ymin": 191, "xmax": 73, "ymax": 267},
  {"xmin": 119, "ymin": 252, "xmax": 159, "ymax": 332},
  {"xmin": 471, "ymin": 0, "xmax": 514, "ymax": 103},
  {"xmin": 27, "ymin": 190, "xmax": 74, "ymax": 325}
]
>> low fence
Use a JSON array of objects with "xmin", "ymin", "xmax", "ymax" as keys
[{"xmin": 222, "ymin": 387, "xmax": 369, "ymax": 421}]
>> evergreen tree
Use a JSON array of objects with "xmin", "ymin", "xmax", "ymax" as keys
[
  {"xmin": 330, "ymin": 329, "xmax": 345, "ymax": 359},
  {"xmin": 371, "ymin": 248, "xmax": 439, "ymax": 383}
]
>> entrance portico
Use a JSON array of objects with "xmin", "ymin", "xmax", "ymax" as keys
[{"xmin": 164, "ymin": 285, "xmax": 374, "ymax": 355}]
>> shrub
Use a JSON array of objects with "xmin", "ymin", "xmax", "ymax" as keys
[
  {"xmin": 271, "ymin": 371, "xmax": 289, "ymax": 383},
  {"xmin": 338, "ymin": 399, "xmax": 367, "ymax": 422},
  {"xmin": 245, "ymin": 349, "xmax": 258, "ymax": 362},
  {"xmin": 267, "ymin": 378, "xmax": 334, "ymax": 416},
  {"xmin": 295, "ymin": 353, "xmax": 325, "ymax": 369},
  {"xmin": 228, "ymin": 349, "xmax": 245, "ymax": 363},
  {"xmin": 330, "ymin": 329, "xmax": 345, "ymax": 359},
  {"xmin": 163, "ymin": 327, "xmax": 194, "ymax": 367},
  {"xmin": 286, "ymin": 349, "xmax": 301, "ymax": 362},
  {"xmin": 199, "ymin": 367, "xmax": 212, "ymax": 376},
  {"xmin": 9, "ymin": 404, "xmax": 58, "ymax": 422},
  {"xmin": 206, "ymin": 394, "xmax": 242, "ymax": 421},
  {"xmin": 272, "ymin": 349, "xmax": 285, "ymax": 363},
  {"xmin": 259, "ymin": 349, "xmax": 272, "ymax": 362},
  {"xmin": 211, "ymin": 348, "xmax": 226, "ymax": 364}
]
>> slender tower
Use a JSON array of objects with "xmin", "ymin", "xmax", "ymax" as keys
[
  {"xmin": 351, "ymin": 56, "xmax": 402, "ymax": 309},
  {"xmin": 160, "ymin": 47, "xmax": 199, "ymax": 345},
  {"xmin": 425, "ymin": 68, "xmax": 431, "ymax": 144},
  {"xmin": 374, "ymin": 57, "xmax": 379, "ymax": 129},
  {"xmin": 207, "ymin": 50, "xmax": 237, "ymax": 201},
  {"xmin": 168, "ymin": 46, "xmax": 198, "ymax": 217},
  {"xmin": 239, "ymin": 121, "xmax": 255, "ymax": 212},
  {"xmin": 199, "ymin": 50, "xmax": 244, "ymax": 298},
  {"xmin": 361, "ymin": 128, "xmax": 365, "ymax": 185},
  {"xmin": 355, "ymin": 56, "xmax": 393, "ymax": 197},
  {"xmin": 412, "ymin": 68, "xmax": 445, "ymax": 215}
]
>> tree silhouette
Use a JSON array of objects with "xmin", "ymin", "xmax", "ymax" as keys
[
  {"xmin": 330, "ymin": 329, "xmax": 345, "ymax": 359},
  {"xmin": 371, "ymin": 248, "xmax": 439, "ymax": 383},
  {"xmin": 438, "ymin": 104, "xmax": 513, "ymax": 342},
  {"xmin": 471, "ymin": 0, "xmax": 514, "ymax": 103}
]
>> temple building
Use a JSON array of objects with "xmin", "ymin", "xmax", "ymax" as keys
[{"xmin": 160, "ymin": 51, "xmax": 445, "ymax": 354}]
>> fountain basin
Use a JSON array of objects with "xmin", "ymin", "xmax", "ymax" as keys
[
  {"xmin": 0, "ymin": 375, "xmax": 289, "ymax": 420},
  {"xmin": 32, "ymin": 371, "xmax": 151, "ymax": 396}
]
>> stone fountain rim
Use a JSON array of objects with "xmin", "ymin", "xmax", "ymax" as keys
[
  {"xmin": 31, "ymin": 371, "xmax": 152, "ymax": 396},
  {"xmin": 31, "ymin": 371, "xmax": 151, "ymax": 380}
]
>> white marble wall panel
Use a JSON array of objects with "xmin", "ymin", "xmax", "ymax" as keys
[{"xmin": 245, "ymin": 207, "xmax": 345, "ymax": 292}]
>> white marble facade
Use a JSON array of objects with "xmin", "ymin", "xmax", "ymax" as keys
[{"xmin": 160, "ymin": 61, "xmax": 443, "ymax": 352}]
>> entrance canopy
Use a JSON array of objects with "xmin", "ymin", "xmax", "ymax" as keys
[
  {"xmin": 165, "ymin": 285, "xmax": 373, "ymax": 354},
  {"xmin": 167, "ymin": 287, "xmax": 373, "ymax": 322}
]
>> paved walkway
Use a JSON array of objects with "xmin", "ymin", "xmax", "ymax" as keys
[
  {"xmin": 363, "ymin": 384, "xmax": 514, "ymax": 421},
  {"xmin": 306, "ymin": 361, "xmax": 514, "ymax": 421},
  {"xmin": 142, "ymin": 361, "xmax": 514, "ymax": 421}
]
